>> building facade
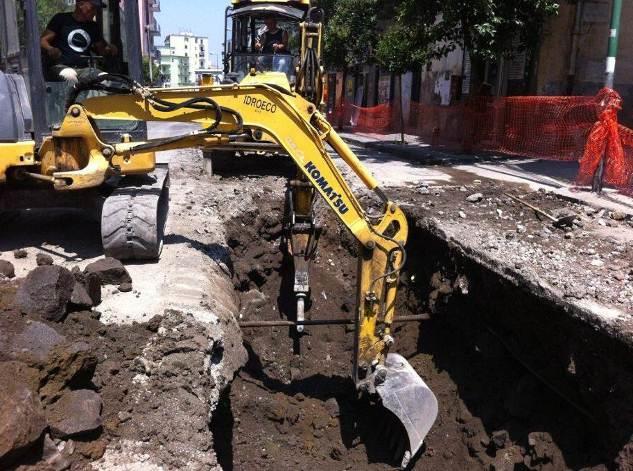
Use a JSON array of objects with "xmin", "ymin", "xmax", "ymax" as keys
[
  {"xmin": 330, "ymin": 1, "xmax": 633, "ymax": 123},
  {"xmin": 158, "ymin": 32, "xmax": 209, "ymax": 86},
  {"xmin": 138, "ymin": 0, "xmax": 161, "ymax": 58},
  {"xmin": 157, "ymin": 45, "xmax": 188, "ymax": 87}
]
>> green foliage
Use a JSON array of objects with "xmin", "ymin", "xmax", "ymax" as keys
[
  {"xmin": 317, "ymin": 0, "xmax": 379, "ymax": 69},
  {"xmin": 375, "ymin": 0, "xmax": 447, "ymax": 74},
  {"xmin": 319, "ymin": 0, "xmax": 560, "ymax": 73},
  {"xmin": 143, "ymin": 56, "xmax": 160, "ymax": 85},
  {"xmin": 438, "ymin": 0, "xmax": 560, "ymax": 61},
  {"xmin": 37, "ymin": 0, "xmax": 73, "ymax": 31}
]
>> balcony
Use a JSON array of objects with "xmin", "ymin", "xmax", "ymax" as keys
[{"xmin": 146, "ymin": 19, "xmax": 161, "ymax": 37}]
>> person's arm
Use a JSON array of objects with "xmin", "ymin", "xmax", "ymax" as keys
[
  {"xmin": 273, "ymin": 31, "xmax": 289, "ymax": 53},
  {"xmin": 41, "ymin": 14, "xmax": 62, "ymax": 60},
  {"xmin": 93, "ymin": 40, "xmax": 118, "ymax": 57},
  {"xmin": 255, "ymin": 29, "xmax": 266, "ymax": 51}
]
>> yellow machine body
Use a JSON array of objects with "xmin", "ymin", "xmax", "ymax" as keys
[{"xmin": 0, "ymin": 141, "xmax": 36, "ymax": 183}]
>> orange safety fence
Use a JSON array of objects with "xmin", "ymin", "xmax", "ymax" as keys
[{"xmin": 328, "ymin": 89, "xmax": 633, "ymax": 192}]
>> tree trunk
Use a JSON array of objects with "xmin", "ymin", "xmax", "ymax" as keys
[{"xmin": 338, "ymin": 67, "xmax": 348, "ymax": 131}]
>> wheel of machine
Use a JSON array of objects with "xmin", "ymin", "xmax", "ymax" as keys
[
  {"xmin": 101, "ymin": 166, "xmax": 170, "ymax": 261},
  {"xmin": 202, "ymin": 150, "xmax": 236, "ymax": 176}
]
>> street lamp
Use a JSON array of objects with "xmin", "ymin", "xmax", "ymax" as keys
[{"xmin": 209, "ymin": 52, "xmax": 220, "ymax": 70}]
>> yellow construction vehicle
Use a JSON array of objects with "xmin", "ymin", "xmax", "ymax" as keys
[
  {"xmin": 1, "ymin": 0, "xmax": 437, "ymax": 467},
  {"xmin": 1, "ymin": 0, "xmax": 168, "ymax": 260},
  {"xmin": 223, "ymin": 0, "xmax": 324, "ymax": 104},
  {"xmin": 2, "ymin": 68, "xmax": 438, "ymax": 467}
]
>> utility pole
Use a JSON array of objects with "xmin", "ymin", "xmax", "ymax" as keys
[
  {"xmin": 605, "ymin": 0, "xmax": 622, "ymax": 89},
  {"xmin": 593, "ymin": 0, "xmax": 623, "ymax": 193}
]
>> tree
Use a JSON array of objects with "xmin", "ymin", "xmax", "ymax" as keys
[
  {"xmin": 439, "ymin": 0, "xmax": 559, "ymax": 61},
  {"xmin": 375, "ymin": 0, "xmax": 447, "ymax": 142},
  {"xmin": 143, "ymin": 57, "xmax": 160, "ymax": 85},
  {"xmin": 37, "ymin": 0, "xmax": 72, "ymax": 31},
  {"xmin": 375, "ymin": 0, "xmax": 560, "ymax": 141},
  {"xmin": 319, "ymin": 0, "xmax": 379, "ymax": 69},
  {"xmin": 317, "ymin": 0, "xmax": 380, "ymax": 128}
]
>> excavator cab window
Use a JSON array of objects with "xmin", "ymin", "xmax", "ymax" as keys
[{"xmin": 225, "ymin": 6, "xmax": 303, "ymax": 84}]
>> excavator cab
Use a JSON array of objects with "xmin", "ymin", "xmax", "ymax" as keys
[
  {"xmin": 223, "ymin": 0, "xmax": 324, "ymax": 106},
  {"xmin": 0, "ymin": 0, "xmax": 169, "ymax": 260}
]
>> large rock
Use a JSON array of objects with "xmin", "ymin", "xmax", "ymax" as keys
[
  {"xmin": 46, "ymin": 389, "xmax": 103, "ymax": 439},
  {"xmin": 0, "ymin": 361, "xmax": 46, "ymax": 465},
  {"xmin": 14, "ymin": 266, "xmax": 75, "ymax": 321},
  {"xmin": 0, "ymin": 260, "xmax": 15, "ymax": 279},
  {"xmin": 39, "ymin": 342, "xmax": 97, "ymax": 404},
  {"xmin": 72, "ymin": 270, "xmax": 101, "ymax": 306},
  {"xmin": 70, "ymin": 282, "xmax": 94, "ymax": 310},
  {"xmin": 0, "ymin": 320, "xmax": 66, "ymax": 364},
  {"xmin": 84, "ymin": 257, "xmax": 132, "ymax": 286}
]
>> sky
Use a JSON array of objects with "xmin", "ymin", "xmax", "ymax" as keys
[{"xmin": 155, "ymin": 0, "xmax": 227, "ymax": 66}]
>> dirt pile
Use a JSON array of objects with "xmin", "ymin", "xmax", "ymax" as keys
[
  {"xmin": 0, "ymin": 253, "xmax": 244, "ymax": 470},
  {"xmin": 0, "ymin": 279, "xmax": 104, "ymax": 469}
]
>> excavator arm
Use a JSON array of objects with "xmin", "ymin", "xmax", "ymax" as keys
[{"xmin": 40, "ymin": 80, "xmax": 437, "ymax": 467}]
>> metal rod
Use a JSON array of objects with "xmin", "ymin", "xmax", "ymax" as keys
[
  {"xmin": 504, "ymin": 193, "xmax": 558, "ymax": 223},
  {"xmin": 239, "ymin": 314, "xmax": 430, "ymax": 328},
  {"xmin": 20, "ymin": 171, "xmax": 56, "ymax": 184}
]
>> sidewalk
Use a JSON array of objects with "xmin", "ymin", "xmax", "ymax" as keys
[
  {"xmin": 339, "ymin": 130, "xmax": 633, "ymax": 217},
  {"xmin": 338, "ymin": 130, "xmax": 482, "ymax": 165}
]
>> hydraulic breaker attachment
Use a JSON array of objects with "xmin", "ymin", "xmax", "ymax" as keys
[{"xmin": 284, "ymin": 175, "xmax": 320, "ymax": 333}]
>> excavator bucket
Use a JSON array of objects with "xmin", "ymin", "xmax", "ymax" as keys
[{"xmin": 376, "ymin": 353, "xmax": 438, "ymax": 469}]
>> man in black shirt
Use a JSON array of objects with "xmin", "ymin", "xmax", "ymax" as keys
[
  {"xmin": 255, "ymin": 16, "xmax": 289, "ymax": 55},
  {"xmin": 40, "ymin": 0, "xmax": 118, "ymax": 84},
  {"xmin": 255, "ymin": 15, "xmax": 290, "ymax": 72}
]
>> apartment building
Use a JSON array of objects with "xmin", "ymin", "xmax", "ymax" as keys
[{"xmin": 158, "ymin": 32, "xmax": 209, "ymax": 86}]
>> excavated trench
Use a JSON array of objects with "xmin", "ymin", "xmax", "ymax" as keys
[{"xmin": 213, "ymin": 193, "xmax": 633, "ymax": 471}]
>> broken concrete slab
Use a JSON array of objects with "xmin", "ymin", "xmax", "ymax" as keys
[
  {"xmin": 84, "ymin": 258, "xmax": 132, "ymax": 286},
  {"xmin": 14, "ymin": 266, "xmax": 75, "ymax": 322},
  {"xmin": 47, "ymin": 389, "xmax": 103, "ymax": 439}
]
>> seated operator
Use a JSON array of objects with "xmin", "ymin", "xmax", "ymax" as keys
[
  {"xmin": 254, "ymin": 15, "xmax": 290, "ymax": 72},
  {"xmin": 40, "ymin": 0, "xmax": 118, "ymax": 84}
]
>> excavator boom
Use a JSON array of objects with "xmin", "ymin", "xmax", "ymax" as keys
[{"xmin": 38, "ymin": 78, "xmax": 438, "ymax": 467}]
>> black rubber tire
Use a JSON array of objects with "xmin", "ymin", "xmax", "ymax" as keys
[
  {"xmin": 101, "ymin": 173, "xmax": 170, "ymax": 261},
  {"xmin": 202, "ymin": 150, "xmax": 236, "ymax": 176}
]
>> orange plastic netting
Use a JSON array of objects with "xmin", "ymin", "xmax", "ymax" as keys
[{"xmin": 328, "ymin": 89, "xmax": 633, "ymax": 191}]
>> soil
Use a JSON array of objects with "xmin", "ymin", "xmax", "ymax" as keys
[
  {"xmin": 394, "ymin": 180, "xmax": 633, "ymax": 314},
  {"xmin": 2, "ymin": 141, "xmax": 632, "ymax": 471},
  {"xmin": 0, "ymin": 281, "xmax": 240, "ymax": 471},
  {"xmin": 216, "ymin": 189, "xmax": 622, "ymax": 471}
]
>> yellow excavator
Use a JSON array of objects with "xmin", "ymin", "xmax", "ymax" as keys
[{"xmin": 0, "ymin": 0, "xmax": 437, "ymax": 467}]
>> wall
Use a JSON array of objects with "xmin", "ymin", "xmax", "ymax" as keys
[
  {"xmin": 536, "ymin": 0, "xmax": 633, "ymax": 122},
  {"xmin": 420, "ymin": 46, "xmax": 465, "ymax": 105}
]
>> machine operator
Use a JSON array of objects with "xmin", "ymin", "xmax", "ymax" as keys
[
  {"xmin": 255, "ymin": 15, "xmax": 290, "ymax": 72},
  {"xmin": 40, "ymin": 0, "xmax": 118, "ymax": 84}
]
